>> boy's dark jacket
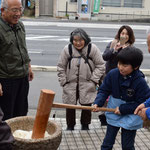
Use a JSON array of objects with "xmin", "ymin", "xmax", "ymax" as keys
[{"xmin": 94, "ymin": 68, "xmax": 150, "ymax": 115}]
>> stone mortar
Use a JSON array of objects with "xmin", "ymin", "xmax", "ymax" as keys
[{"xmin": 6, "ymin": 116, "xmax": 62, "ymax": 150}]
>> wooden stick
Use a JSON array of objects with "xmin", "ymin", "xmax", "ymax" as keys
[
  {"xmin": 32, "ymin": 89, "xmax": 55, "ymax": 139},
  {"xmin": 52, "ymin": 103, "xmax": 150, "ymax": 127},
  {"xmin": 52, "ymin": 103, "xmax": 115, "ymax": 112}
]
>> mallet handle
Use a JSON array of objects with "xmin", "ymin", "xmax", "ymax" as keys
[{"xmin": 52, "ymin": 103, "xmax": 115, "ymax": 112}]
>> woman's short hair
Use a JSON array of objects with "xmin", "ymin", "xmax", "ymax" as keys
[
  {"xmin": 117, "ymin": 46, "xmax": 143, "ymax": 69},
  {"xmin": 70, "ymin": 28, "xmax": 91, "ymax": 46},
  {"xmin": 115, "ymin": 25, "xmax": 135, "ymax": 45}
]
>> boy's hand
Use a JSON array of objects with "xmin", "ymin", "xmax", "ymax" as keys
[
  {"xmin": 0, "ymin": 83, "xmax": 3, "ymax": 96},
  {"xmin": 134, "ymin": 103, "xmax": 145, "ymax": 115},
  {"xmin": 114, "ymin": 107, "xmax": 121, "ymax": 115},
  {"xmin": 92, "ymin": 104, "xmax": 99, "ymax": 112}
]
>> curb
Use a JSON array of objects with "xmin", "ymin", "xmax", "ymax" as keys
[
  {"xmin": 31, "ymin": 65, "xmax": 57, "ymax": 72},
  {"xmin": 31, "ymin": 65, "xmax": 150, "ymax": 76}
]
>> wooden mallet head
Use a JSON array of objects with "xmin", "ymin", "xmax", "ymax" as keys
[{"xmin": 32, "ymin": 89, "xmax": 55, "ymax": 139}]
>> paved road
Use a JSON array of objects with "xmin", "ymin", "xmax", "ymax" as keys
[{"xmin": 22, "ymin": 18, "xmax": 150, "ymax": 68}]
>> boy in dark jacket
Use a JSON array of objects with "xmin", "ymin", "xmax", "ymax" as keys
[
  {"xmin": 0, "ymin": 107, "xmax": 14, "ymax": 150},
  {"xmin": 93, "ymin": 46, "xmax": 150, "ymax": 150}
]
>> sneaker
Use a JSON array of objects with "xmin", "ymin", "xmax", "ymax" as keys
[
  {"xmin": 81, "ymin": 124, "xmax": 89, "ymax": 130},
  {"xmin": 66, "ymin": 126, "xmax": 74, "ymax": 130},
  {"xmin": 98, "ymin": 114, "xmax": 107, "ymax": 126}
]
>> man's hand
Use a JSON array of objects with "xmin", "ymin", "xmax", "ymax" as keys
[
  {"xmin": 28, "ymin": 64, "xmax": 34, "ymax": 81},
  {"xmin": 0, "ymin": 83, "xmax": 3, "ymax": 96},
  {"xmin": 134, "ymin": 103, "xmax": 145, "ymax": 115},
  {"xmin": 136, "ymin": 108, "xmax": 148, "ymax": 121}
]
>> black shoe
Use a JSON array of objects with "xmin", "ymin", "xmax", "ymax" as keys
[
  {"xmin": 81, "ymin": 124, "xmax": 89, "ymax": 130},
  {"xmin": 98, "ymin": 114, "xmax": 107, "ymax": 126},
  {"xmin": 66, "ymin": 126, "xmax": 74, "ymax": 130}
]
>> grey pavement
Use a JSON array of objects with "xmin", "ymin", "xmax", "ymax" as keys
[{"xmin": 27, "ymin": 68, "xmax": 150, "ymax": 150}]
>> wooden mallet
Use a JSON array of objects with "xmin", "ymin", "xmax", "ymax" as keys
[
  {"xmin": 32, "ymin": 89, "xmax": 55, "ymax": 139},
  {"xmin": 31, "ymin": 89, "xmax": 115, "ymax": 139}
]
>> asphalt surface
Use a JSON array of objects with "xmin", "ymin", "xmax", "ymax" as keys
[{"xmin": 28, "ymin": 68, "xmax": 150, "ymax": 119}]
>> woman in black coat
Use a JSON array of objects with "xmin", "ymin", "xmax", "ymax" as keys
[{"xmin": 103, "ymin": 25, "xmax": 135, "ymax": 74}]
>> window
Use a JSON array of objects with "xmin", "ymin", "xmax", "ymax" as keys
[
  {"xmin": 70, "ymin": 0, "xmax": 77, "ymax": 2},
  {"xmin": 102, "ymin": 0, "xmax": 121, "ymax": 7},
  {"xmin": 124, "ymin": 0, "xmax": 142, "ymax": 8}
]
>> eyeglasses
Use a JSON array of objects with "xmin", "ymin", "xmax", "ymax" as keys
[
  {"xmin": 73, "ymin": 39, "xmax": 85, "ymax": 43},
  {"xmin": 4, "ymin": 7, "xmax": 24, "ymax": 13}
]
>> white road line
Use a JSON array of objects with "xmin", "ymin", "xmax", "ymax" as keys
[
  {"xmin": 26, "ymin": 35, "xmax": 59, "ymax": 40},
  {"xmin": 28, "ymin": 51, "xmax": 42, "ymax": 54},
  {"xmin": 28, "ymin": 50, "xmax": 150, "ymax": 56},
  {"xmin": 26, "ymin": 29, "xmax": 68, "ymax": 32},
  {"xmin": 26, "ymin": 35, "xmax": 146, "ymax": 44},
  {"xmin": 23, "ymin": 21, "xmax": 150, "ymax": 30}
]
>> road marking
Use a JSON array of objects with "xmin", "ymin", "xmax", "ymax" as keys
[
  {"xmin": 23, "ymin": 21, "xmax": 150, "ymax": 30},
  {"xmin": 28, "ymin": 51, "xmax": 42, "ymax": 54},
  {"xmin": 27, "ymin": 35, "xmax": 59, "ymax": 40},
  {"xmin": 26, "ymin": 29, "xmax": 68, "ymax": 32},
  {"xmin": 26, "ymin": 35, "xmax": 146, "ymax": 44}
]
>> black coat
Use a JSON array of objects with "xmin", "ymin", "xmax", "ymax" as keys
[{"xmin": 102, "ymin": 42, "xmax": 122, "ymax": 74}]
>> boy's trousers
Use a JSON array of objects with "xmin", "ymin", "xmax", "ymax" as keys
[{"xmin": 101, "ymin": 124, "xmax": 136, "ymax": 150}]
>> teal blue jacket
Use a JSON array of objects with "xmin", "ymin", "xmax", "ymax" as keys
[{"xmin": 144, "ymin": 98, "xmax": 150, "ymax": 120}]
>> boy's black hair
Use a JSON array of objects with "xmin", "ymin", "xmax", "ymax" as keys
[
  {"xmin": 70, "ymin": 28, "xmax": 91, "ymax": 47},
  {"xmin": 117, "ymin": 46, "xmax": 143, "ymax": 69}
]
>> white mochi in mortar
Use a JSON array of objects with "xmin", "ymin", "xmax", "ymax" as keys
[{"xmin": 13, "ymin": 130, "xmax": 50, "ymax": 139}]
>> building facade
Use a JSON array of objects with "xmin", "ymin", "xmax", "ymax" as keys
[{"xmin": 35, "ymin": 0, "xmax": 150, "ymax": 21}]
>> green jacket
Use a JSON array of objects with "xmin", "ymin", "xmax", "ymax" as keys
[{"xmin": 0, "ymin": 17, "xmax": 30, "ymax": 78}]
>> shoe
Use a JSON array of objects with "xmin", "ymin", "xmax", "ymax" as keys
[
  {"xmin": 66, "ymin": 126, "xmax": 74, "ymax": 130},
  {"xmin": 98, "ymin": 114, "xmax": 107, "ymax": 126},
  {"xmin": 81, "ymin": 124, "xmax": 89, "ymax": 130}
]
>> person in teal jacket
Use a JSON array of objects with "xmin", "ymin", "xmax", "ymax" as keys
[
  {"xmin": 134, "ymin": 28, "xmax": 150, "ymax": 121},
  {"xmin": 93, "ymin": 46, "xmax": 150, "ymax": 150},
  {"xmin": 134, "ymin": 98, "xmax": 150, "ymax": 121}
]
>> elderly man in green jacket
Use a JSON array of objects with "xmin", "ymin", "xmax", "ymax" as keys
[{"xmin": 0, "ymin": 0, "xmax": 34, "ymax": 120}]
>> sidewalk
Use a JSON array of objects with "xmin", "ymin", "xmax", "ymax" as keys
[
  {"xmin": 28, "ymin": 109, "xmax": 150, "ymax": 150},
  {"xmin": 28, "ymin": 68, "xmax": 150, "ymax": 150}
]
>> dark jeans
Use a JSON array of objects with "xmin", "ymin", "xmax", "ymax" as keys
[
  {"xmin": 0, "ymin": 76, "xmax": 29, "ymax": 120},
  {"xmin": 66, "ymin": 103, "xmax": 92, "ymax": 127},
  {"xmin": 101, "ymin": 124, "xmax": 136, "ymax": 150}
]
